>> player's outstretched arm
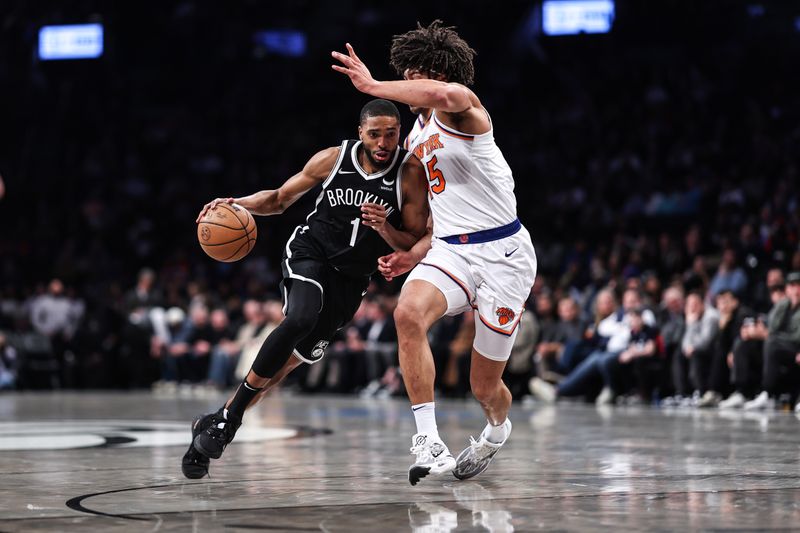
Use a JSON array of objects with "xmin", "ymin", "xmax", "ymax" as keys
[
  {"xmin": 332, "ymin": 44, "xmax": 472, "ymax": 112},
  {"xmin": 196, "ymin": 147, "xmax": 340, "ymax": 222},
  {"xmin": 331, "ymin": 43, "xmax": 489, "ymax": 135}
]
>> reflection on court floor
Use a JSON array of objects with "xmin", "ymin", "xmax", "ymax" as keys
[{"xmin": 1, "ymin": 392, "xmax": 799, "ymax": 531}]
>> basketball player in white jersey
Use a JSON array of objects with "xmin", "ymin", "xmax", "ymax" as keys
[{"xmin": 333, "ymin": 21, "xmax": 537, "ymax": 485}]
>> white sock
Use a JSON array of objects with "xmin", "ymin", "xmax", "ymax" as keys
[
  {"xmin": 483, "ymin": 418, "xmax": 509, "ymax": 444},
  {"xmin": 412, "ymin": 402, "xmax": 439, "ymax": 439}
]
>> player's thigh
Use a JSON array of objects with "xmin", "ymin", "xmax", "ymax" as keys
[
  {"xmin": 401, "ymin": 248, "xmax": 475, "ymax": 327},
  {"xmin": 472, "ymin": 232, "xmax": 536, "ymax": 361},
  {"xmin": 294, "ymin": 273, "xmax": 367, "ymax": 365}
]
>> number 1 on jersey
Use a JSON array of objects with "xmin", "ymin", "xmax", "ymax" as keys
[{"xmin": 349, "ymin": 217, "xmax": 360, "ymax": 247}]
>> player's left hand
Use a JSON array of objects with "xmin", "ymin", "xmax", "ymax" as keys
[
  {"xmin": 378, "ymin": 250, "xmax": 417, "ymax": 282},
  {"xmin": 361, "ymin": 202, "xmax": 387, "ymax": 232},
  {"xmin": 331, "ymin": 43, "xmax": 378, "ymax": 94}
]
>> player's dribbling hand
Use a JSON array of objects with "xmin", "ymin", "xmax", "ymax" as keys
[
  {"xmin": 196, "ymin": 197, "xmax": 234, "ymax": 223},
  {"xmin": 378, "ymin": 251, "xmax": 416, "ymax": 282},
  {"xmin": 331, "ymin": 43, "xmax": 378, "ymax": 94},
  {"xmin": 361, "ymin": 202, "xmax": 387, "ymax": 232}
]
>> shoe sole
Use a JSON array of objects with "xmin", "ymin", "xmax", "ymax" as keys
[
  {"xmin": 409, "ymin": 466, "xmax": 430, "ymax": 486},
  {"xmin": 182, "ymin": 415, "xmax": 211, "ymax": 479}
]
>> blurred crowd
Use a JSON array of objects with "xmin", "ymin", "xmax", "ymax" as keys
[{"xmin": 1, "ymin": 3, "xmax": 799, "ymax": 409}]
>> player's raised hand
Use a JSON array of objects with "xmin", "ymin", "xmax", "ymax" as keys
[
  {"xmin": 197, "ymin": 197, "xmax": 234, "ymax": 223},
  {"xmin": 331, "ymin": 43, "xmax": 378, "ymax": 94}
]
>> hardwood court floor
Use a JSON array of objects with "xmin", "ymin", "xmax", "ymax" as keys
[{"xmin": 1, "ymin": 391, "xmax": 799, "ymax": 532}]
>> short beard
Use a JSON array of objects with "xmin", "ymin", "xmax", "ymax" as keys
[{"xmin": 363, "ymin": 147, "xmax": 391, "ymax": 170}]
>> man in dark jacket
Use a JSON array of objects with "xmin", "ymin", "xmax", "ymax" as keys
[{"xmin": 744, "ymin": 271, "xmax": 800, "ymax": 410}]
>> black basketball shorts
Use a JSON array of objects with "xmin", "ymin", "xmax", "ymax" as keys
[{"xmin": 281, "ymin": 230, "xmax": 369, "ymax": 364}]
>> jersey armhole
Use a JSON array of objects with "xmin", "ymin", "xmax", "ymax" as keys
[{"xmin": 321, "ymin": 140, "xmax": 348, "ymax": 189}]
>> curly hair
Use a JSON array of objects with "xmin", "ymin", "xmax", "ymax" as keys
[{"xmin": 389, "ymin": 20, "xmax": 476, "ymax": 86}]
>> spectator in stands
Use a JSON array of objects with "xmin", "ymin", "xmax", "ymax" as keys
[
  {"xmin": 28, "ymin": 279, "xmax": 85, "ymax": 387},
  {"xmin": 696, "ymin": 289, "xmax": 751, "ymax": 407},
  {"xmin": 529, "ymin": 288, "xmax": 654, "ymax": 403},
  {"xmin": 124, "ymin": 268, "xmax": 162, "ymax": 314},
  {"xmin": 360, "ymin": 296, "xmax": 399, "ymax": 398},
  {"xmin": 596, "ymin": 307, "xmax": 659, "ymax": 404},
  {"xmin": 165, "ymin": 303, "xmax": 213, "ymax": 384},
  {"xmin": 204, "ymin": 308, "xmax": 237, "ymax": 388},
  {"xmin": 720, "ymin": 281, "xmax": 785, "ymax": 408},
  {"xmin": 535, "ymin": 296, "xmax": 587, "ymax": 381},
  {"xmin": 434, "ymin": 312, "xmax": 472, "ymax": 398},
  {"xmin": 533, "ymin": 292, "xmax": 559, "ymax": 349},
  {"xmin": 743, "ymin": 272, "xmax": 800, "ymax": 410},
  {"xmin": 235, "ymin": 300, "xmax": 283, "ymax": 383},
  {"xmin": 552, "ymin": 288, "xmax": 618, "ymax": 380},
  {"xmin": 709, "ymin": 247, "xmax": 748, "ymax": 299},
  {"xmin": 752, "ymin": 268, "xmax": 786, "ymax": 313},
  {"xmin": 671, "ymin": 291, "xmax": 720, "ymax": 405}
]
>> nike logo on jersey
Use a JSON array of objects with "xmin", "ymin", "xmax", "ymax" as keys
[
  {"xmin": 382, "ymin": 178, "xmax": 395, "ymax": 186},
  {"xmin": 505, "ymin": 248, "xmax": 519, "ymax": 257},
  {"xmin": 339, "ymin": 170, "xmax": 356, "ymax": 174}
]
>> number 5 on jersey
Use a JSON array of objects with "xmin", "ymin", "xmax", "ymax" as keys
[{"xmin": 426, "ymin": 155, "xmax": 446, "ymax": 196}]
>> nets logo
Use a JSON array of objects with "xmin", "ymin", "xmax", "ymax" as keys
[
  {"xmin": 495, "ymin": 307, "xmax": 515, "ymax": 326},
  {"xmin": 310, "ymin": 340, "xmax": 329, "ymax": 360}
]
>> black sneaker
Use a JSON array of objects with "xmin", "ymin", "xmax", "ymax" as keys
[
  {"xmin": 193, "ymin": 409, "xmax": 242, "ymax": 459},
  {"xmin": 181, "ymin": 413, "xmax": 214, "ymax": 479}
]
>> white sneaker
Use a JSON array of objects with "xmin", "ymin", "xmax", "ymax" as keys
[
  {"xmin": 743, "ymin": 391, "xmax": 774, "ymax": 411},
  {"xmin": 408, "ymin": 433, "xmax": 456, "ymax": 486},
  {"xmin": 719, "ymin": 391, "xmax": 746, "ymax": 409},
  {"xmin": 697, "ymin": 390, "xmax": 722, "ymax": 408},
  {"xmin": 795, "ymin": 401, "xmax": 800, "ymax": 414},
  {"xmin": 453, "ymin": 419, "xmax": 512, "ymax": 481},
  {"xmin": 595, "ymin": 386, "xmax": 614, "ymax": 406},
  {"xmin": 528, "ymin": 377, "xmax": 556, "ymax": 403}
]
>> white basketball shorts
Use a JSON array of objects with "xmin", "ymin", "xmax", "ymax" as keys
[{"xmin": 405, "ymin": 225, "xmax": 537, "ymax": 361}]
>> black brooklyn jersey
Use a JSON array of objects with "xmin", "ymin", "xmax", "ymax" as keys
[{"xmin": 293, "ymin": 139, "xmax": 408, "ymax": 278}]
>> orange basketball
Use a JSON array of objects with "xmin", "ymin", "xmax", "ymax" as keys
[{"xmin": 197, "ymin": 203, "xmax": 257, "ymax": 262}]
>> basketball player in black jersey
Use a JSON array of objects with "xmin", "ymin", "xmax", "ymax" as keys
[{"xmin": 181, "ymin": 99, "xmax": 429, "ymax": 478}]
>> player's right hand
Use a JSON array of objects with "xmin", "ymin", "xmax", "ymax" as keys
[
  {"xmin": 378, "ymin": 251, "xmax": 417, "ymax": 282},
  {"xmin": 197, "ymin": 197, "xmax": 234, "ymax": 223}
]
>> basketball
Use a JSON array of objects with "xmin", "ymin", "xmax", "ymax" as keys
[{"xmin": 197, "ymin": 203, "xmax": 257, "ymax": 262}]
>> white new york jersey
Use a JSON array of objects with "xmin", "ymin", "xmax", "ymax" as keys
[{"xmin": 406, "ymin": 110, "xmax": 518, "ymax": 238}]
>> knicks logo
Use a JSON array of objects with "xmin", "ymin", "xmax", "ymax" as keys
[{"xmin": 496, "ymin": 307, "xmax": 515, "ymax": 326}]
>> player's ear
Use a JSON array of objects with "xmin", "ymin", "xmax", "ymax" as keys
[{"xmin": 357, "ymin": 124, "xmax": 363, "ymax": 140}]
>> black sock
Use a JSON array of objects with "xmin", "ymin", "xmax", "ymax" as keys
[{"xmin": 226, "ymin": 379, "xmax": 263, "ymax": 420}]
